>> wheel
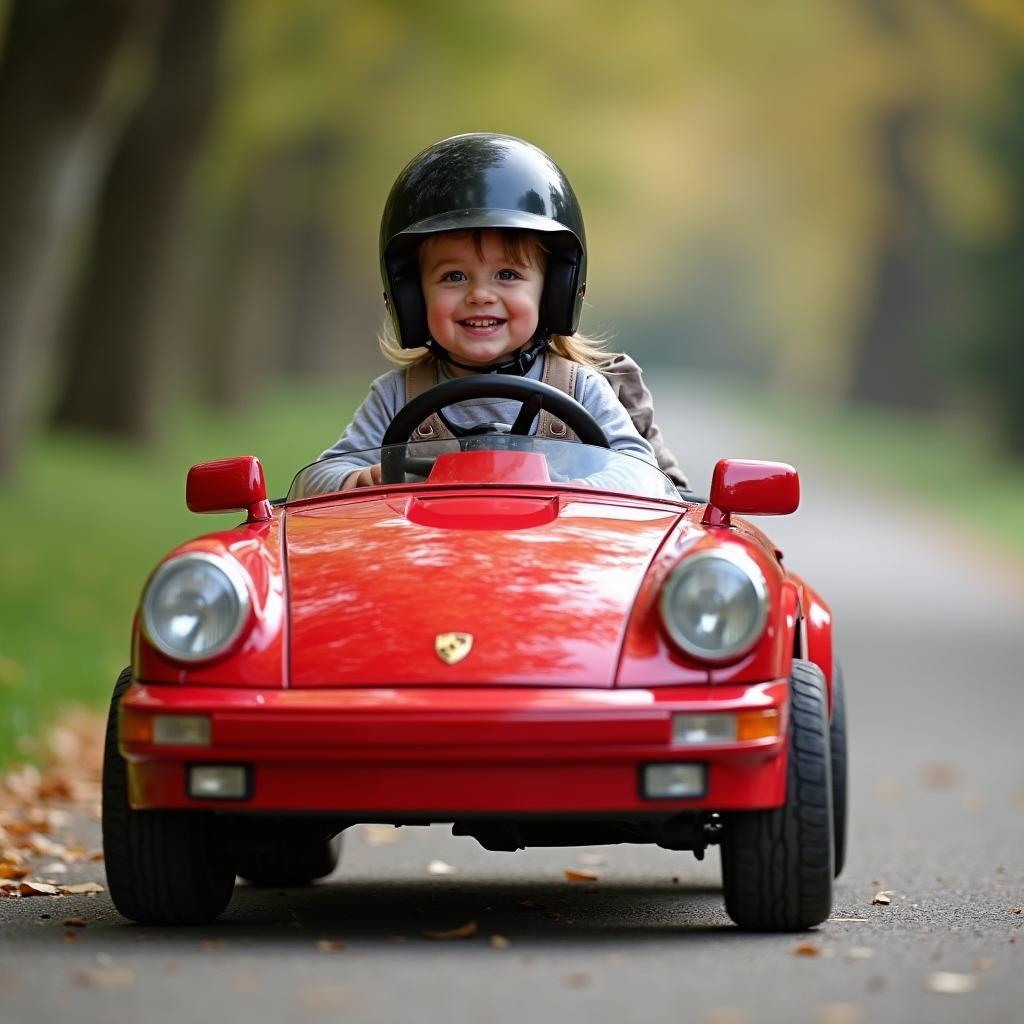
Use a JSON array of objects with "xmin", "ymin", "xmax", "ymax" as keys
[
  {"xmin": 720, "ymin": 658, "xmax": 834, "ymax": 930},
  {"xmin": 379, "ymin": 374, "xmax": 611, "ymax": 483},
  {"xmin": 237, "ymin": 834, "xmax": 342, "ymax": 886},
  {"xmin": 102, "ymin": 667, "xmax": 236, "ymax": 924},
  {"xmin": 830, "ymin": 664, "xmax": 848, "ymax": 878}
]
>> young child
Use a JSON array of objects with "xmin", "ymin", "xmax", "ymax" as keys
[{"xmin": 315, "ymin": 133, "xmax": 687, "ymax": 491}]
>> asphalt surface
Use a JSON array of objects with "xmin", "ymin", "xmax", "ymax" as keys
[{"xmin": 2, "ymin": 375, "xmax": 1023, "ymax": 1024}]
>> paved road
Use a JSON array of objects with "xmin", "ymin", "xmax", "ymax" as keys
[{"xmin": 2, "ymin": 376, "xmax": 1023, "ymax": 1023}]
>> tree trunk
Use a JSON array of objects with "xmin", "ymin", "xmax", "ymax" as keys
[
  {"xmin": 0, "ymin": 0, "xmax": 153, "ymax": 479},
  {"xmin": 847, "ymin": 106, "xmax": 947, "ymax": 411},
  {"xmin": 52, "ymin": 0, "xmax": 224, "ymax": 440}
]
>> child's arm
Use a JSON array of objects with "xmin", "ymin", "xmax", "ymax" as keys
[{"xmin": 597, "ymin": 353, "xmax": 689, "ymax": 489}]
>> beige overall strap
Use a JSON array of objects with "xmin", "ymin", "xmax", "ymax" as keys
[
  {"xmin": 536, "ymin": 353, "xmax": 579, "ymax": 441},
  {"xmin": 405, "ymin": 360, "xmax": 455, "ymax": 441}
]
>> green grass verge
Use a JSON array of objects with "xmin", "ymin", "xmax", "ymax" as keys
[{"xmin": 0, "ymin": 382, "xmax": 358, "ymax": 769}]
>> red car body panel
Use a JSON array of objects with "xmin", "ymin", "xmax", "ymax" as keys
[
  {"xmin": 124, "ymin": 459, "xmax": 833, "ymax": 821},
  {"xmin": 120, "ymin": 679, "xmax": 789, "ymax": 813},
  {"xmin": 286, "ymin": 491, "xmax": 681, "ymax": 688}
]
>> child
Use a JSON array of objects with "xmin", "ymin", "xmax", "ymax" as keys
[{"xmin": 314, "ymin": 133, "xmax": 687, "ymax": 491}]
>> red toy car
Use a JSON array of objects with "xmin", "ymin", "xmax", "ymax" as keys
[{"xmin": 103, "ymin": 376, "xmax": 847, "ymax": 930}]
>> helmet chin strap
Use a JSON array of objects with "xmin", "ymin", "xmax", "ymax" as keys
[{"xmin": 425, "ymin": 331, "xmax": 551, "ymax": 376}]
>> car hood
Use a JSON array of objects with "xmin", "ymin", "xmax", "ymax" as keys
[{"xmin": 285, "ymin": 491, "xmax": 681, "ymax": 687}]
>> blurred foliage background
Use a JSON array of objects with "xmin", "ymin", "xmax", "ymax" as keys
[{"xmin": 0, "ymin": 0, "xmax": 1022, "ymax": 761}]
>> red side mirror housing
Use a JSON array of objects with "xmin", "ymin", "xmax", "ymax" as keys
[
  {"xmin": 186, "ymin": 456, "xmax": 271, "ymax": 522},
  {"xmin": 702, "ymin": 459, "xmax": 799, "ymax": 527}
]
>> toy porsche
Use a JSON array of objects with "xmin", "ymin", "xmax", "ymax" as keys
[{"xmin": 103, "ymin": 375, "xmax": 847, "ymax": 930}]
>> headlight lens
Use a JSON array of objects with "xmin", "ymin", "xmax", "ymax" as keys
[
  {"xmin": 659, "ymin": 549, "xmax": 768, "ymax": 662},
  {"xmin": 142, "ymin": 553, "xmax": 251, "ymax": 662}
]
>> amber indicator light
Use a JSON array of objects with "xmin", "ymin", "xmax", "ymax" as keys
[{"xmin": 736, "ymin": 709, "xmax": 780, "ymax": 742}]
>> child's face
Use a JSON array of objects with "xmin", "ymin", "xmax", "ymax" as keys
[{"xmin": 419, "ymin": 230, "xmax": 545, "ymax": 370}]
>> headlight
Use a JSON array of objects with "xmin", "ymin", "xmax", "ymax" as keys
[
  {"xmin": 659, "ymin": 548, "xmax": 768, "ymax": 662},
  {"xmin": 142, "ymin": 553, "xmax": 251, "ymax": 662}
]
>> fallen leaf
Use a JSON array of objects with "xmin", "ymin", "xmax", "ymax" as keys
[
  {"xmin": 1011, "ymin": 907, "xmax": 1022, "ymax": 915},
  {"xmin": 490, "ymin": 934, "xmax": 510, "ymax": 949},
  {"xmin": 0, "ymin": 865, "xmax": 29, "ymax": 880},
  {"xmin": 794, "ymin": 941, "xmax": 822, "ymax": 957},
  {"xmin": 73, "ymin": 967, "xmax": 134, "ymax": 991},
  {"xmin": 88, "ymin": 850, "xmax": 104, "ymax": 862},
  {"xmin": 871, "ymin": 891, "xmax": 893, "ymax": 906},
  {"xmin": 19, "ymin": 881, "xmax": 59, "ymax": 896},
  {"xmin": 316, "ymin": 940, "xmax": 345, "ymax": 952},
  {"xmin": 921, "ymin": 761, "xmax": 957, "ymax": 790},
  {"xmin": 427, "ymin": 859, "xmax": 456, "ymax": 876},
  {"xmin": 816, "ymin": 1004, "xmax": 864, "ymax": 1024},
  {"xmin": 61, "ymin": 882, "xmax": 104, "ymax": 894},
  {"xmin": 564, "ymin": 868, "xmax": 599, "ymax": 882},
  {"xmin": 974, "ymin": 957, "xmax": 994, "ymax": 971},
  {"xmin": 926, "ymin": 972, "xmax": 978, "ymax": 995},
  {"xmin": 63, "ymin": 917, "xmax": 87, "ymax": 928},
  {"xmin": 702, "ymin": 1010, "xmax": 752, "ymax": 1024},
  {"xmin": 63, "ymin": 931, "xmax": 80, "ymax": 943},
  {"xmin": 297, "ymin": 986, "xmax": 363, "ymax": 1011},
  {"xmin": 360, "ymin": 824, "xmax": 400, "ymax": 846},
  {"xmin": 421, "ymin": 920, "xmax": 477, "ymax": 940}
]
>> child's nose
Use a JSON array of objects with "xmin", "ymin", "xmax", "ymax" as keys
[{"xmin": 467, "ymin": 281, "xmax": 496, "ymax": 302}]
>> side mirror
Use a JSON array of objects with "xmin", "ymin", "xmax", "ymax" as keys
[
  {"xmin": 702, "ymin": 459, "xmax": 799, "ymax": 527},
  {"xmin": 186, "ymin": 456, "xmax": 271, "ymax": 522}
]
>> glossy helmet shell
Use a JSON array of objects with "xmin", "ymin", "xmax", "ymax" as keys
[{"xmin": 380, "ymin": 133, "xmax": 587, "ymax": 348}]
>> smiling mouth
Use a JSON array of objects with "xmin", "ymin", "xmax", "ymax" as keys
[{"xmin": 459, "ymin": 318, "xmax": 506, "ymax": 329}]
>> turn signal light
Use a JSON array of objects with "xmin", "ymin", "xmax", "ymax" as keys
[{"xmin": 736, "ymin": 709, "xmax": 780, "ymax": 741}]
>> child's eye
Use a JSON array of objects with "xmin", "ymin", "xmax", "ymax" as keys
[
  {"xmin": 496, "ymin": 269, "xmax": 521, "ymax": 281},
  {"xmin": 441, "ymin": 270, "xmax": 467, "ymax": 282}
]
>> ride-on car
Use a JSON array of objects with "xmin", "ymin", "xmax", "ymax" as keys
[{"xmin": 103, "ymin": 375, "xmax": 847, "ymax": 930}]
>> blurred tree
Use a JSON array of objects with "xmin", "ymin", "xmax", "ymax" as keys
[
  {"xmin": 0, "ymin": 0, "xmax": 162, "ymax": 477},
  {"xmin": 52, "ymin": 0, "xmax": 225, "ymax": 440}
]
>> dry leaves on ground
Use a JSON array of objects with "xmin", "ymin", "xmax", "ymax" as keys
[
  {"xmin": 1, "ymin": 710, "xmax": 106, "ymax": 901},
  {"xmin": 872, "ymin": 890, "xmax": 893, "ymax": 906},
  {"xmin": 564, "ymin": 868, "xmax": 599, "ymax": 882},
  {"xmin": 420, "ymin": 920, "xmax": 477, "ymax": 940}
]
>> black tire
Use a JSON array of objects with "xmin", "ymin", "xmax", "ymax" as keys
[
  {"xmin": 237, "ymin": 834, "xmax": 343, "ymax": 887},
  {"xmin": 830, "ymin": 664, "xmax": 848, "ymax": 878},
  {"xmin": 720, "ymin": 659, "xmax": 834, "ymax": 930},
  {"xmin": 102, "ymin": 667, "xmax": 236, "ymax": 924}
]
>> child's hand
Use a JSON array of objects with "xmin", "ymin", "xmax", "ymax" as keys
[{"xmin": 342, "ymin": 463, "xmax": 382, "ymax": 490}]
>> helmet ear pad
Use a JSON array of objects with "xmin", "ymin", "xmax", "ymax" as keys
[
  {"xmin": 540, "ymin": 237, "xmax": 585, "ymax": 336},
  {"xmin": 386, "ymin": 246, "xmax": 430, "ymax": 349}
]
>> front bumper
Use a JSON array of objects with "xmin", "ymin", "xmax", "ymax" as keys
[{"xmin": 120, "ymin": 681, "xmax": 789, "ymax": 814}]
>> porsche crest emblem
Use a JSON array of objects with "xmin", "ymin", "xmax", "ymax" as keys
[{"xmin": 435, "ymin": 632, "xmax": 473, "ymax": 665}]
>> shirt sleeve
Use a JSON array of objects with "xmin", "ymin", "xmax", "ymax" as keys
[{"xmin": 576, "ymin": 367, "xmax": 658, "ymax": 465}]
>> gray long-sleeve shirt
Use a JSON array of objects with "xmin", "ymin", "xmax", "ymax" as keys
[{"xmin": 307, "ymin": 356, "xmax": 657, "ymax": 493}]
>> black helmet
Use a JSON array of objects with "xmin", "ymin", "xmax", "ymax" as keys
[{"xmin": 380, "ymin": 133, "xmax": 587, "ymax": 349}]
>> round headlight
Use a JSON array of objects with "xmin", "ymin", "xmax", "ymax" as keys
[
  {"xmin": 142, "ymin": 553, "xmax": 251, "ymax": 662},
  {"xmin": 659, "ymin": 549, "xmax": 768, "ymax": 662}
]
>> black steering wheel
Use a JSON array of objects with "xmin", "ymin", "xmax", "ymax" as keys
[{"xmin": 379, "ymin": 375, "xmax": 611, "ymax": 484}]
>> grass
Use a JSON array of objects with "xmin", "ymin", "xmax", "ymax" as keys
[{"xmin": 1, "ymin": 377, "xmax": 1021, "ymax": 770}]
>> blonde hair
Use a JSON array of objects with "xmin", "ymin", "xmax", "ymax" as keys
[{"xmin": 378, "ymin": 228, "xmax": 611, "ymax": 369}]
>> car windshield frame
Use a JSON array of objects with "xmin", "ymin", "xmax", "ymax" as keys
[{"xmin": 286, "ymin": 435, "xmax": 680, "ymax": 503}]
